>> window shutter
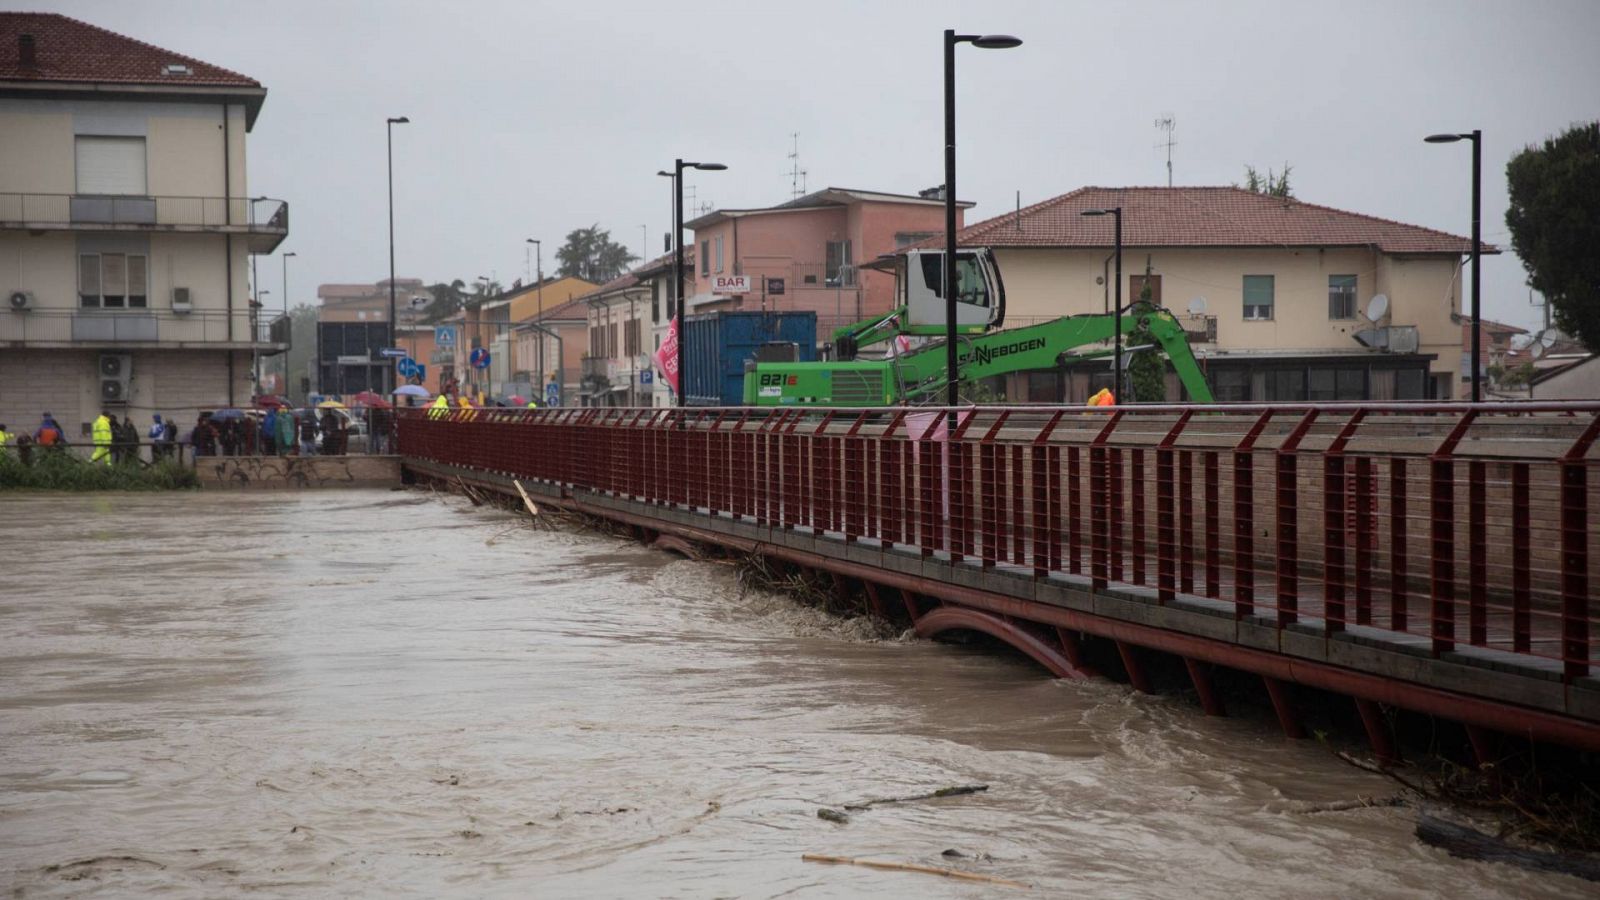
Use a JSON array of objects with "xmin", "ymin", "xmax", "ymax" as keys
[
  {"xmin": 102, "ymin": 253, "xmax": 127, "ymax": 302},
  {"xmin": 79, "ymin": 253, "xmax": 101, "ymax": 305},
  {"xmin": 128, "ymin": 255, "xmax": 148, "ymax": 306},
  {"xmin": 75, "ymin": 137, "xmax": 148, "ymax": 195}
]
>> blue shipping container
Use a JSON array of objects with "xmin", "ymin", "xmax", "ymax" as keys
[{"xmin": 682, "ymin": 311, "xmax": 817, "ymax": 406}]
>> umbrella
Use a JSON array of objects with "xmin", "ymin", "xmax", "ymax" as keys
[
  {"xmin": 316, "ymin": 400, "xmax": 346, "ymax": 409},
  {"xmin": 254, "ymin": 395, "xmax": 292, "ymax": 410},
  {"xmin": 210, "ymin": 408, "xmax": 245, "ymax": 420},
  {"xmin": 508, "ymin": 395, "xmax": 526, "ymax": 406},
  {"xmin": 392, "ymin": 385, "xmax": 431, "ymax": 398},
  {"xmin": 351, "ymin": 390, "xmax": 390, "ymax": 408}
]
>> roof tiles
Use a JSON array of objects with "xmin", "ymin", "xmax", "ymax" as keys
[{"xmin": 0, "ymin": 12, "xmax": 259, "ymax": 87}]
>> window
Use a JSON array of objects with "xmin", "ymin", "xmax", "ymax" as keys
[
  {"xmin": 714, "ymin": 236, "xmax": 724, "ymax": 274},
  {"xmin": 1266, "ymin": 369, "xmax": 1304, "ymax": 401},
  {"xmin": 75, "ymin": 136, "xmax": 147, "ymax": 195},
  {"xmin": 78, "ymin": 252, "xmax": 148, "ymax": 309},
  {"xmin": 1214, "ymin": 368, "xmax": 1250, "ymax": 402},
  {"xmin": 1243, "ymin": 275, "xmax": 1274, "ymax": 321},
  {"xmin": 700, "ymin": 241, "xmax": 710, "ymax": 276},
  {"xmin": 825, "ymin": 240, "xmax": 854, "ymax": 286},
  {"xmin": 1130, "ymin": 274, "xmax": 1162, "ymax": 304},
  {"xmin": 1328, "ymin": 274, "xmax": 1357, "ymax": 319},
  {"xmin": 625, "ymin": 319, "xmax": 640, "ymax": 357},
  {"xmin": 1396, "ymin": 368, "xmax": 1426, "ymax": 400},
  {"xmin": 917, "ymin": 252, "xmax": 990, "ymax": 307}
]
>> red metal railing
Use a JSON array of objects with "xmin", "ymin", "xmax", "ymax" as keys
[{"xmin": 398, "ymin": 402, "xmax": 1600, "ymax": 680}]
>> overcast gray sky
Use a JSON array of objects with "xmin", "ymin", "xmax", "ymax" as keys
[{"xmin": 30, "ymin": 0, "xmax": 1600, "ymax": 330}]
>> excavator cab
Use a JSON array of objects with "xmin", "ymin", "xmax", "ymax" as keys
[{"xmin": 899, "ymin": 248, "xmax": 1004, "ymax": 336}]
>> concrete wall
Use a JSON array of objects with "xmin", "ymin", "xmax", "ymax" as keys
[
  {"xmin": 197, "ymin": 454, "xmax": 400, "ymax": 489},
  {"xmin": 0, "ymin": 348, "xmax": 249, "ymax": 443},
  {"xmin": 993, "ymin": 246, "xmax": 1462, "ymax": 376}
]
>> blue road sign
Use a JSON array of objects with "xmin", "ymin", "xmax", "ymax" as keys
[
  {"xmin": 545, "ymin": 382, "xmax": 560, "ymax": 406},
  {"xmin": 379, "ymin": 347, "xmax": 408, "ymax": 359},
  {"xmin": 435, "ymin": 326, "xmax": 457, "ymax": 348},
  {"xmin": 469, "ymin": 347, "xmax": 491, "ymax": 370},
  {"xmin": 639, "ymin": 369, "xmax": 654, "ymax": 385},
  {"xmin": 396, "ymin": 357, "xmax": 419, "ymax": 378}
]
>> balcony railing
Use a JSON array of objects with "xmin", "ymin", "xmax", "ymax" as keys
[
  {"xmin": 0, "ymin": 307, "xmax": 288, "ymax": 347},
  {"xmin": 0, "ymin": 193, "xmax": 288, "ymax": 235}
]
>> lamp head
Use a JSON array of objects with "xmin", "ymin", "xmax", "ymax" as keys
[
  {"xmin": 690, "ymin": 162, "xmax": 727, "ymax": 171},
  {"xmin": 388, "ymin": 116, "xmax": 410, "ymax": 124},
  {"xmin": 1425, "ymin": 133, "xmax": 1464, "ymax": 143},
  {"xmin": 283, "ymin": 251, "xmax": 297, "ymax": 258},
  {"xmin": 971, "ymin": 34, "xmax": 1023, "ymax": 49},
  {"xmin": 1080, "ymin": 208, "xmax": 1114, "ymax": 217}
]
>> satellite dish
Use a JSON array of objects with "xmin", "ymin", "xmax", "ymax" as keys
[
  {"xmin": 1187, "ymin": 296, "xmax": 1208, "ymax": 315},
  {"xmin": 1365, "ymin": 294, "xmax": 1390, "ymax": 321}
]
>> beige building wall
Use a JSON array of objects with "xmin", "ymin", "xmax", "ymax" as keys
[
  {"xmin": 992, "ymin": 246, "xmax": 1462, "ymax": 377},
  {"xmin": 0, "ymin": 100, "xmax": 73, "ymax": 194}
]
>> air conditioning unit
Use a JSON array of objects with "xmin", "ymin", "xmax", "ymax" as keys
[
  {"xmin": 99, "ymin": 353, "xmax": 132, "ymax": 405},
  {"xmin": 8, "ymin": 290, "xmax": 32, "ymax": 311},
  {"xmin": 172, "ymin": 287, "xmax": 193, "ymax": 313}
]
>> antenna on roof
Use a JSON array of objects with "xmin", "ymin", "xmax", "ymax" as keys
[
  {"xmin": 1015, "ymin": 190, "xmax": 1022, "ymax": 231},
  {"xmin": 1154, "ymin": 114, "xmax": 1176, "ymax": 187},
  {"xmin": 786, "ymin": 132, "xmax": 808, "ymax": 200}
]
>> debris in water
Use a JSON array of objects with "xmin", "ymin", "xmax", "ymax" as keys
[
  {"xmin": 802, "ymin": 853, "xmax": 1028, "ymax": 888},
  {"xmin": 816, "ymin": 808, "xmax": 850, "ymax": 824},
  {"xmin": 843, "ymin": 783, "xmax": 989, "ymax": 811}
]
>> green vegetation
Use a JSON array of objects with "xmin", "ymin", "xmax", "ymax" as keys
[
  {"xmin": 1505, "ymin": 121, "xmax": 1600, "ymax": 352},
  {"xmin": 1238, "ymin": 163, "xmax": 1294, "ymax": 198},
  {"xmin": 556, "ymin": 224, "xmax": 638, "ymax": 283},
  {"xmin": 0, "ymin": 450, "xmax": 199, "ymax": 491}
]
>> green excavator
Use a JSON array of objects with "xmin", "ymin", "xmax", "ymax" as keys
[{"xmin": 743, "ymin": 248, "xmax": 1214, "ymax": 406}]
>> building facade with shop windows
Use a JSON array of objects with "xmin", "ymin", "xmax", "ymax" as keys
[
  {"xmin": 0, "ymin": 13, "xmax": 289, "ymax": 435},
  {"xmin": 916, "ymin": 186, "xmax": 1491, "ymax": 403}
]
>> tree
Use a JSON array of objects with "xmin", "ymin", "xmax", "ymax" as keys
[
  {"xmin": 261, "ymin": 303, "xmax": 320, "ymax": 404},
  {"xmin": 1505, "ymin": 122, "xmax": 1600, "ymax": 351},
  {"xmin": 556, "ymin": 224, "xmax": 637, "ymax": 283},
  {"xmin": 1238, "ymin": 164, "xmax": 1294, "ymax": 198},
  {"xmin": 419, "ymin": 279, "xmax": 468, "ymax": 323},
  {"xmin": 1127, "ymin": 261, "xmax": 1168, "ymax": 402}
]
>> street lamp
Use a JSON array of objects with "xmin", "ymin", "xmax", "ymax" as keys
[
  {"xmin": 527, "ymin": 238, "xmax": 544, "ymax": 397},
  {"xmin": 1425, "ymin": 129, "xmax": 1483, "ymax": 402},
  {"xmin": 669, "ymin": 159, "xmax": 727, "ymax": 408},
  {"xmin": 1080, "ymin": 207, "xmax": 1123, "ymax": 400},
  {"xmin": 943, "ymin": 30, "xmax": 1021, "ymax": 414},
  {"xmin": 386, "ymin": 115, "xmax": 409, "ymax": 398}
]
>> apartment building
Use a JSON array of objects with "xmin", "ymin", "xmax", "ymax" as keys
[
  {"xmin": 578, "ymin": 273, "xmax": 650, "ymax": 407},
  {"xmin": 315, "ymin": 278, "xmax": 430, "ymax": 397},
  {"xmin": 0, "ymin": 13, "xmax": 289, "ymax": 435}
]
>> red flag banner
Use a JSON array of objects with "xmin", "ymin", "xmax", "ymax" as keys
[{"xmin": 654, "ymin": 316, "xmax": 680, "ymax": 395}]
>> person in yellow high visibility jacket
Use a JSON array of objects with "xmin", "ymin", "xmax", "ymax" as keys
[
  {"xmin": 428, "ymin": 394, "xmax": 449, "ymax": 419},
  {"xmin": 91, "ymin": 409, "xmax": 113, "ymax": 464},
  {"xmin": 1086, "ymin": 387, "xmax": 1116, "ymax": 408},
  {"xmin": 525, "ymin": 399, "xmax": 539, "ymax": 409},
  {"xmin": 0, "ymin": 422, "xmax": 13, "ymax": 454}
]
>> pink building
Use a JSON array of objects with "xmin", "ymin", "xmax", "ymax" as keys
[{"xmin": 683, "ymin": 187, "xmax": 971, "ymax": 334}]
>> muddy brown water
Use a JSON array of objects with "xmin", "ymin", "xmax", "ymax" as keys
[{"xmin": 0, "ymin": 490, "xmax": 1589, "ymax": 898}]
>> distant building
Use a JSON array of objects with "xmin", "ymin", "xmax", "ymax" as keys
[
  {"xmin": 576, "ymin": 272, "xmax": 649, "ymax": 407},
  {"xmin": 435, "ymin": 276, "xmax": 595, "ymax": 401},
  {"xmin": 909, "ymin": 186, "xmax": 1494, "ymax": 402},
  {"xmin": 0, "ymin": 13, "xmax": 289, "ymax": 435},
  {"xmin": 314, "ymin": 278, "xmax": 430, "ymax": 398}
]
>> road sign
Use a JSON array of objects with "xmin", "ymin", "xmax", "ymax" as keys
[
  {"xmin": 710, "ymin": 274, "xmax": 752, "ymax": 293},
  {"xmin": 379, "ymin": 347, "xmax": 408, "ymax": 358},
  {"xmin": 545, "ymin": 382, "xmax": 560, "ymax": 406},
  {"xmin": 639, "ymin": 369, "xmax": 654, "ymax": 385},
  {"xmin": 336, "ymin": 354, "xmax": 369, "ymax": 365},
  {"xmin": 396, "ymin": 357, "xmax": 419, "ymax": 378},
  {"xmin": 435, "ymin": 326, "xmax": 457, "ymax": 348},
  {"xmin": 469, "ymin": 347, "xmax": 491, "ymax": 370},
  {"xmin": 767, "ymin": 277, "xmax": 785, "ymax": 295}
]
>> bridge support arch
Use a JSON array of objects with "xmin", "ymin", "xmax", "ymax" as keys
[{"xmin": 914, "ymin": 606, "xmax": 1095, "ymax": 680}]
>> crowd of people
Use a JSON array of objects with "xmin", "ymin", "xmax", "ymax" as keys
[{"xmin": 0, "ymin": 405, "xmax": 398, "ymax": 465}]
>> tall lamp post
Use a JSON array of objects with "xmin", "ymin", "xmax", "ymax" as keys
[
  {"xmin": 668, "ymin": 158, "xmax": 726, "ymax": 408},
  {"xmin": 1425, "ymin": 129, "xmax": 1482, "ymax": 402},
  {"xmin": 386, "ymin": 115, "xmax": 409, "ymax": 397},
  {"xmin": 1080, "ymin": 207, "xmax": 1123, "ymax": 399},
  {"xmin": 280, "ymin": 251, "xmax": 295, "ymax": 398},
  {"xmin": 526, "ymin": 238, "xmax": 543, "ymax": 398},
  {"xmin": 943, "ymin": 29, "xmax": 1021, "ymax": 416}
]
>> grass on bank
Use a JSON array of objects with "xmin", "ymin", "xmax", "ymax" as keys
[{"xmin": 0, "ymin": 449, "xmax": 199, "ymax": 491}]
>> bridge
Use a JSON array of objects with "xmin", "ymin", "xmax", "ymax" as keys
[{"xmin": 397, "ymin": 402, "xmax": 1600, "ymax": 758}]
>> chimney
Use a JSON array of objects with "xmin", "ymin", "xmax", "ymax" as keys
[{"xmin": 18, "ymin": 33, "xmax": 37, "ymax": 70}]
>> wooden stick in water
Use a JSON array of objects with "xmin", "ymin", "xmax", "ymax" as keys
[{"xmin": 801, "ymin": 853, "xmax": 1029, "ymax": 889}]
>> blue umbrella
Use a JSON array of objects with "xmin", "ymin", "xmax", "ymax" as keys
[
  {"xmin": 210, "ymin": 408, "xmax": 245, "ymax": 420},
  {"xmin": 392, "ymin": 385, "xmax": 431, "ymax": 397}
]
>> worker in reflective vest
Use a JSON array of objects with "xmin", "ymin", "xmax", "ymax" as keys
[
  {"xmin": 91, "ymin": 410, "xmax": 113, "ymax": 465},
  {"xmin": 428, "ymin": 394, "xmax": 449, "ymax": 420},
  {"xmin": 1086, "ymin": 388, "xmax": 1116, "ymax": 408}
]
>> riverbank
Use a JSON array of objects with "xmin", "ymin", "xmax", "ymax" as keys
[{"xmin": 0, "ymin": 451, "xmax": 198, "ymax": 490}]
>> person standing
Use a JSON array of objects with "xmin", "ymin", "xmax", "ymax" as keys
[
  {"xmin": 262, "ymin": 408, "xmax": 278, "ymax": 456},
  {"xmin": 299, "ymin": 409, "xmax": 318, "ymax": 456},
  {"xmin": 91, "ymin": 409, "xmax": 113, "ymax": 465},
  {"xmin": 278, "ymin": 407, "xmax": 297, "ymax": 456},
  {"xmin": 148, "ymin": 415, "xmax": 165, "ymax": 460},
  {"xmin": 0, "ymin": 422, "xmax": 12, "ymax": 451}
]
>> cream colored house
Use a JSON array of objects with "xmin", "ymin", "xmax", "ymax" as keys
[
  {"xmin": 937, "ymin": 187, "xmax": 1490, "ymax": 402},
  {"xmin": 0, "ymin": 13, "xmax": 286, "ymax": 440},
  {"xmin": 578, "ymin": 272, "xmax": 651, "ymax": 407}
]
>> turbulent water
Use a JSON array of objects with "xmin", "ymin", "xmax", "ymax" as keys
[{"xmin": 0, "ymin": 490, "xmax": 1589, "ymax": 898}]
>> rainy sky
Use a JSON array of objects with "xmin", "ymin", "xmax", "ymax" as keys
[{"xmin": 31, "ymin": 0, "xmax": 1600, "ymax": 330}]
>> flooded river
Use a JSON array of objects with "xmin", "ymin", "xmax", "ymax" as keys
[{"xmin": 0, "ymin": 490, "xmax": 1588, "ymax": 897}]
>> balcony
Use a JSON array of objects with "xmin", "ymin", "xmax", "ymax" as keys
[
  {"xmin": 0, "ymin": 193, "xmax": 289, "ymax": 253},
  {"xmin": 0, "ymin": 307, "xmax": 289, "ymax": 351}
]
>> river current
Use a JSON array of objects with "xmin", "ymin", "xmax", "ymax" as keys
[{"xmin": 0, "ymin": 490, "xmax": 1588, "ymax": 897}]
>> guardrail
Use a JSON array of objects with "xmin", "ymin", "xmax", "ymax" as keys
[
  {"xmin": 0, "ymin": 193, "xmax": 288, "ymax": 231},
  {"xmin": 398, "ymin": 402, "xmax": 1600, "ymax": 680}
]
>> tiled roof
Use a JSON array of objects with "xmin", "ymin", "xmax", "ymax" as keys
[
  {"xmin": 940, "ymin": 186, "xmax": 1495, "ymax": 255},
  {"xmin": 574, "ymin": 273, "xmax": 643, "ymax": 303},
  {"xmin": 0, "ymin": 12, "xmax": 259, "ymax": 87}
]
